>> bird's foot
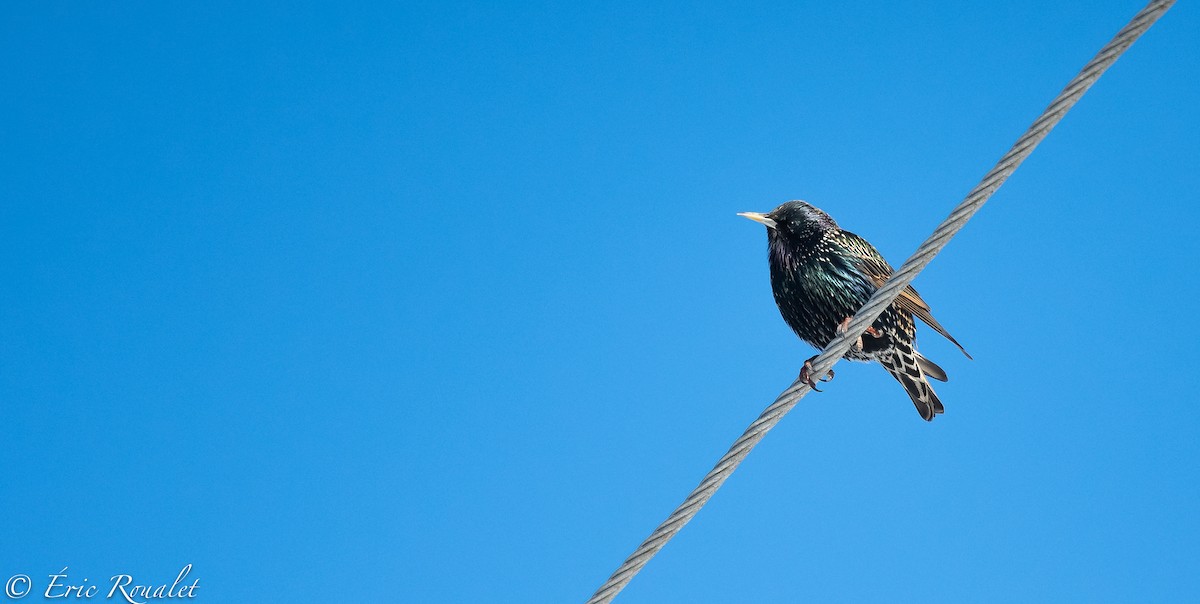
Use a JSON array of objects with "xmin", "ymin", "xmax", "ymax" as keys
[
  {"xmin": 799, "ymin": 355, "xmax": 834, "ymax": 391},
  {"xmin": 836, "ymin": 317, "xmax": 881, "ymax": 353}
]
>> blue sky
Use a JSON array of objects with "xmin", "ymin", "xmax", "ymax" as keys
[{"xmin": 2, "ymin": 1, "xmax": 1197, "ymax": 602}]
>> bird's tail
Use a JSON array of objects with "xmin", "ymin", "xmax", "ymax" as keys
[{"xmin": 881, "ymin": 343, "xmax": 944, "ymax": 421}]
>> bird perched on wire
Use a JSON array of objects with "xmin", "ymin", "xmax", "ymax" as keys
[{"xmin": 739, "ymin": 200, "xmax": 971, "ymax": 421}]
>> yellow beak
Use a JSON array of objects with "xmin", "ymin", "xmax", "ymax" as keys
[{"xmin": 737, "ymin": 212, "xmax": 777, "ymax": 229}]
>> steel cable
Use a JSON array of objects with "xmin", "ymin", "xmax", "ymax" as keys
[{"xmin": 586, "ymin": 2, "xmax": 1175, "ymax": 602}]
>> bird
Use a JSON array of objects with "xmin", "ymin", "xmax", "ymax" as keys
[{"xmin": 739, "ymin": 200, "xmax": 971, "ymax": 421}]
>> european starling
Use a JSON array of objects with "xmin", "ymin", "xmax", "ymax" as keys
[{"xmin": 740, "ymin": 200, "xmax": 971, "ymax": 421}]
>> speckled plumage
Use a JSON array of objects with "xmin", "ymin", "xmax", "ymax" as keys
[{"xmin": 741, "ymin": 200, "xmax": 970, "ymax": 421}]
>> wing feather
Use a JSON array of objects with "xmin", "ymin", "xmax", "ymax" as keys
[{"xmin": 838, "ymin": 230, "xmax": 972, "ymax": 360}]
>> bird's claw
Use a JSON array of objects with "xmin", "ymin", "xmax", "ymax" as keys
[{"xmin": 800, "ymin": 358, "xmax": 834, "ymax": 391}]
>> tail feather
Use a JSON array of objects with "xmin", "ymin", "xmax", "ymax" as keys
[
  {"xmin": 915, "ymin": 352, "xmax": 948, "ymax": 382},
  {"xmin": 882, "ymin": 345, "xmax": 944, "ymax": 421}
]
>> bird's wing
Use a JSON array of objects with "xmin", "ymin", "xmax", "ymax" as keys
[
  {"xmin": 838, "ymin": 231, "xmax": 972, "ymax": 360},
  {"xmin": 894, "ymin": 285, "xmax": 972, "ymax": 360}
]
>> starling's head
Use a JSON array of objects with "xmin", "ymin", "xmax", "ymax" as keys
[{"xmin": 739, "ymin": 200, "xmax": 838, "ymax": 241}]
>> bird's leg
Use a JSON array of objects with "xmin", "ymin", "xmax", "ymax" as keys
[
  {"xmin": 837, "ymin": 317, "xmax": 863, "ymax": 352},
  {"xmin": 799, "ymin": 355, "xmax": 834, "ymax": 391},
  {"xmin": 837, "ymin": 317, "xmax": 881, "ymax": 352}
]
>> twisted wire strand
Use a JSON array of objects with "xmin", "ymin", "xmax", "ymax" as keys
[{"xmin": 586, "ymin": 2, "xmax": 1175, "ymax": 602}]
